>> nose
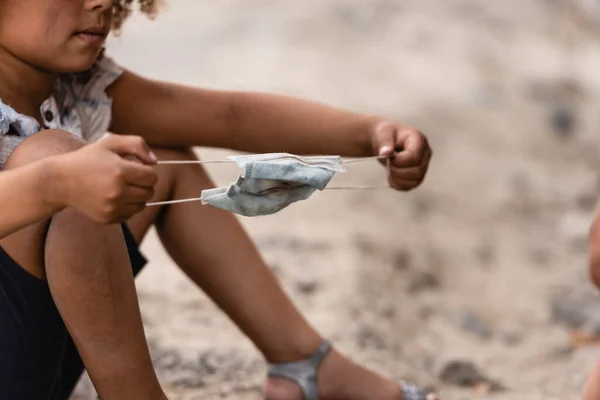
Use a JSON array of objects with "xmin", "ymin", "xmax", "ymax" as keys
[{"xmin": 84, "ymin": 0, "xmax": 113, "ymax": 12}]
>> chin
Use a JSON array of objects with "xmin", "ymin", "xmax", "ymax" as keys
[
  {"xmin": 51, "ymin": 52, "xmax": 102, "ymax": 74},
  {"xmin": 65, "ymin": 59, "xmax": 98, "ymax": 73}
]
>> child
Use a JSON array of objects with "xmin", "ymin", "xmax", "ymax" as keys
[
  {"xmin": 0, "ymin": 1, "xmax": 435, "ymax": 399},
  {"xmin": 583, "ymin": 205, "xmax": 600, "ymax": 399}
]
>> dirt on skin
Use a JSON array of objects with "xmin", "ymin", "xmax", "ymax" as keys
[{"xmin": 71, "ymin": 1, "xmax": 600, "ymax": 399}]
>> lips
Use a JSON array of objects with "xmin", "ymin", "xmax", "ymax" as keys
[{"xmin": 74, "ymin": 27, "xmax": 109, "ymax": 45}]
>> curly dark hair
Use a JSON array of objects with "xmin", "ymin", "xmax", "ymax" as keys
[{"xmin": 112, "ymin": 0, "xmax": 162, "ymax": 32}]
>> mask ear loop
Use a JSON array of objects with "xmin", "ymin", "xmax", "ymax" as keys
[
  {"xmin": 147, "ymin": 154, "xmax": 397, "ymax": 207},
  {"xmin": 155, "ymin": 152, "xmax": 401, "ymax": 165}
]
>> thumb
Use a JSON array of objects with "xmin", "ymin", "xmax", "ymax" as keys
[
  {"xmin": 372, "ymin": 122, "xmax": 396, "ymax": 157},
  {"xmin": 100, "ymin": 134, "xmax": 157, "ymax": 165}
]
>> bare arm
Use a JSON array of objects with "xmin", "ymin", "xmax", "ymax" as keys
[
  {"xmin": 108, "ymin": 70, "xmax": 378, "ymax": 156},
  {"xmin": 108, "ymin": 70, "xmax": 432, "ymax": 191},
  {"xmin": 0, "ymin": 132, "xmax": 158, "ymax": 239},
  {"xmin": 0, "ymin": 158, "xmax": 63, "ymax": 238}
]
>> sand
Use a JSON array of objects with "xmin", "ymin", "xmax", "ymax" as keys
[{"xmin": 72, "ymin": 1, "xmax": 600, "ymax": 398}]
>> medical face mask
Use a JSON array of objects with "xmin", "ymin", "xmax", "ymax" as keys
[{"xmin": 200, "ymin": 153, "xmax": 346, "ymax": 217}]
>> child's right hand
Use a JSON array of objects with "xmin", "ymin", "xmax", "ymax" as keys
[{"xmin": 53, "ymin": 135, "xmax": 158, "ymax": 224}]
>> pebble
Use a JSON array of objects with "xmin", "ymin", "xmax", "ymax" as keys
[
  {"xmin": 551, "ymin": 106, "xmax": 576, "ymax": 138},
  {"xmin": 550, "ymin": 287, "xmax": 600, "ymax": 335},
  {"xmin": 439, "ymin": 360, "xmax": 505, "ymax": 392},
  {"xmin": 295, "ymin": 274, "xmax": 319, "ymax": 294},
  {"xmin": 456, "ymin": 309, "xmax": 494, "ymax": 340}
]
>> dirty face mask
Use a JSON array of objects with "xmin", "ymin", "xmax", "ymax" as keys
[
  {"xmin": 148, "ymin": 152, "xmax": 389, "ymax": 216},
  {"xmin": 200, "ymin": 154, "xmax": 346, "ymax": 216}
]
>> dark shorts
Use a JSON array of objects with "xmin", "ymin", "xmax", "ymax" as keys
[{"xmin": 0, "ymin": 224, "xmax": 147, "ymax": 400}]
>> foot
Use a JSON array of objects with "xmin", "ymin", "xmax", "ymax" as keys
[{"xmin": 264, "ymin": 347, "xmax": 431, "ymax": 400}]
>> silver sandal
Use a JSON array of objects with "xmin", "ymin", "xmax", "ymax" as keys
[{"xmin": 268, "ymin": 340, "xmax": 437, "ymax": 400}]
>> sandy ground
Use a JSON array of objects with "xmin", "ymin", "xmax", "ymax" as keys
[{"xmin": 72, "ymin": 1, "xmax": 600, "ymax": 399}]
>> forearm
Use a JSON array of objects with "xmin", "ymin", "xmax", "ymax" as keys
[
  {"xmin": 109, "ymin": 73, "xmax": 380, "ymax": 156},
  {"xmin": 0, "ymin": 159, "xmax": 63, "ymax": 238},
  {"xmin": 221, "ymin": 91, "xmax": 379, "ymax": 156}
]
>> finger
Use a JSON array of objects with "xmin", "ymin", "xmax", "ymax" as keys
[
  {"xmin": 123, "ymin": 185, "xmax": 155, "ymax": 204},
  {"xmin": 388, "ymin": 179, "xmax": 421, "ymax": 191},
  {"xmin": 372, "ymin": 122, "xmax": 397, "ymax": 157},
  {"xmin": 390, "ymin": 146, "xmax": 432, "ymax": 181},
  {"xmin": 117, "ymin": 203, "xmax": 147, "ymax": 221},
  {"xmin": 392, "ymin": 129, "xmax": 429, "ymax": 168},
  {"xmin": 100, "ymin": 135, "xmax": 157, "ymax": 165},
  {"xmin": 389, "ymin": 167, "xmax": 423, "ymax": 182},
  {"xmin": 120, "ymin": 161, "xmax": 159, "ymax": 188},
  {"xmin": 123, "ymin": 154, "xmax": 143, "ymax": 164},
  {"xmin": 391, "ymin": 151, "xmax": 432, "ymax": 188}
]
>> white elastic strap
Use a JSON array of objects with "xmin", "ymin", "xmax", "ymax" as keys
[
  {"xmin": 156, "ymin": 160, "xmax": 232, "ymax": 165},
  {"xmin": 146, "ymin": 186, "xmax": 390, "ymax": 207},
  {"xmin": 149, "ymin": 155, "xmax": 391, "ymax": 206},
  {"xmin": 156, "ymin": 155, "xmax": 387, "ymax": 166}
]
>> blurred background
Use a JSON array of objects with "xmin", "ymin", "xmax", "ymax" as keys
[{"xmin": 74, "ymin": 0, "xmax": 600, "ymax": 398}]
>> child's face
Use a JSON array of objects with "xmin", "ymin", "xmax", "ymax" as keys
[{"xmin": 0, "ymin": 0, "xmax": 113, "ymax": 73}]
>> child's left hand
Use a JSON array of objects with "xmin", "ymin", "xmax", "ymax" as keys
[{"xmin": 370, "ymin": 121, "xmax": 432, "ymax": 191}]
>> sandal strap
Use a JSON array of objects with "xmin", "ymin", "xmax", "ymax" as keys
[
  {"xmin": 267, "ymin": 340, "xmax": 332, "ymax": 400},
  {"xmin": 400, "ymin": 381, "xmax": 431, "ymax": 400}
]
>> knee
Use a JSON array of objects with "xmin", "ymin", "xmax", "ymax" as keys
[{"xmin": 4, "ymin": 130, "xmax": 86, "ymax": 170}]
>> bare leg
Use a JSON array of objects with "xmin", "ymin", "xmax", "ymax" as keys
[
  {"xmin": 0, "ymin": 131, "xmax": 165, "ymax": 400},
  {"xmin": 128, "ymin": 148, "xmax": 403, "ymax": 400}
]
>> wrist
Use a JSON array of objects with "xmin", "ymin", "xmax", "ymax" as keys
[
  {"xmin": 362, "ymin": 115, "xmax": 386, "ymax": 156},
  {"xmin": 40, "ymin": 156, "xmax": 70, "ymax": 212}
]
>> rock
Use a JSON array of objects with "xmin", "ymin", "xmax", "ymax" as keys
[
  {"xmin": 551, "ymin": 106, "xmax": 576, "ymax": 138},
  {"xmin": 392, "ymin": 249, "xmax": 412, "ymax": 271},
  {"xmin": 380, "ymin": 304, "xmax": 396, "ymax": 319},
  {"xmin": 439, "ymin": 360, "xmax": 505, "ymax": 392},
  {"xmin": 295, "ymin": 274, "xmax": 319, "ymax": 294},
  {"xmin": 198, "ymin": 351, "xmax": 220, "ymax": 375},
  {"xmin": 152, "ymin": 349, "xmax": 205, "ymax": 388},
  {"xmin": 350, "ymin": 324, "xmax": 386, "ymax": 350},
  {"xmin": 166, "ymin": 365, "xmax": 205, "ymax": 388},
  {"xmin": 408, "ymin": 271, "xmax": 441, "ymax": 293},
  {"xmin": 456, "ymin": 309, "xmax": 494, "ymax": 340},
  {"xmin": 545, "ymin": 345, "xmax": 575, "ymax": 361},
  {"xmin": 550, "ymin": 287, "xmax": 600, "ymax": 336},
  {"xmin": 500, "ymin": 327, "xmax": 524, "ymax": 346},
  {"xmin": 152, "ymin": 348, "xmax": 183, "ymax": 370}
]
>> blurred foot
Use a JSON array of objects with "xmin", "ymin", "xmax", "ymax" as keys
[{"xmin": 264, "ymin": 348, "xmax": 437, "ymax": 400}]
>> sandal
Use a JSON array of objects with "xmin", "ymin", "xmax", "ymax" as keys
[{"xmin": 267, "ymin": 340, "xmax": 438, "ymax": 400}]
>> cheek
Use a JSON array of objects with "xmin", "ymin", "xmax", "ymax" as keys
[
  {"xmin": 0, "ymin": 1, "xmax": 79, "ymax": 48},
  {"xmin": 0, "ymin": 1, "xmax": 82, "ymax": 66},
  {"xmin": 43, "ymin": 3, "xmax": 79, "ymax": 39}
]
